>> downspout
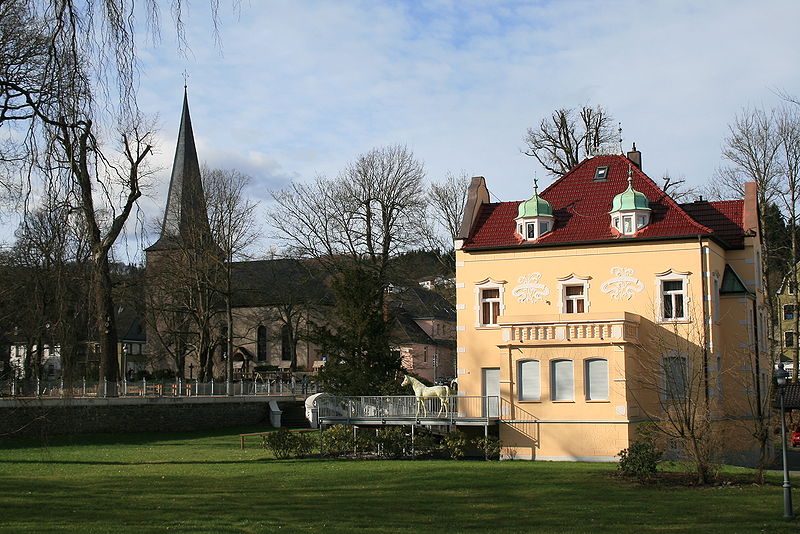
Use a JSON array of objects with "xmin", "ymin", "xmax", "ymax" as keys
[
  {"xmin": 699, "ymin": 235, "xmax": 710, "ymax": 403},
  {"xmin": 508, "ymin": 345, "xmax": 515, "ymax": 421}
]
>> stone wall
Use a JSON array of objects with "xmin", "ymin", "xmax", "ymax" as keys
[{"xmin": 0, "ymin": 396, "xmax": 276, "ymax": 439}]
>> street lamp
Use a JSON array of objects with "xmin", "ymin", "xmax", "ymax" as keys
[{"xmin": 775, "ymin": 362, "xmax": 794, "ymax": 519}]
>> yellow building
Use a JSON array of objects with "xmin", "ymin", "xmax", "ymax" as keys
[{"xmin": 455, "ymin": 150, "xmax": 766, "ymax": 462}]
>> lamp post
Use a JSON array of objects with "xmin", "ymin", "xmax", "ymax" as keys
[{"xmin": 776, "ymin": 362, "xmax": 794, "ymax": 519}]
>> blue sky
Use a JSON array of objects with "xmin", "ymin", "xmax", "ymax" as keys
[{"xmin": 124, "ymin": 0, "xmax": 800, "ymax": 257}]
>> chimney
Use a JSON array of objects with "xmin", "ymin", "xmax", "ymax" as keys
[
  {"xmin": 627, "ymin": 142, "xmax": 642, "ymax": 170},
  {"xmin": 743, "ymin": 181, "xmax": 758, "ymax": 235}
]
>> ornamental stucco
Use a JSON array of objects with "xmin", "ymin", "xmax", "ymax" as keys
[
  {"xmin": 511, "ymin": 272, "xmax": 550, "ymax": 303},
  {"xmin": 600, "ymin": 267, "xmax": 644, "ymax": 300}
]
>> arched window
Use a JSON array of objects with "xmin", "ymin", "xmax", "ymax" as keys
[
  {"xmin": 281, "ymin": 324, "xmax": 292, "ymax": 361},
  {"xmin": 256, "ymin": 325, "xmax": 267, "ymax": 361}
]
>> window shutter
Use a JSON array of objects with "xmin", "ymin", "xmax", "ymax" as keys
[
  {"xmin": 518, "ymin": 360, "xmax": 540, "ymax": 401},
  {"xmin": 586, "ymin": 359, "xmax": 608, "ymax": 400},
  {"xmin": 552, "ymin": 360, "xmax": 574, "ymax": 401}
]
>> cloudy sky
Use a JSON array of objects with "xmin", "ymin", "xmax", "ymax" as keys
[{"xmin": 124, "ymin": 0, "xmax": 799, "ymax": 257}]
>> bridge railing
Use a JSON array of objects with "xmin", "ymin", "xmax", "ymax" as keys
[
  {"xmin": 0, "ymin": 377, "xmax": 318, "ymax": 398},
  {"xmin": 316, "ymin": 395, "xmax": 500, "ymax": 424}
]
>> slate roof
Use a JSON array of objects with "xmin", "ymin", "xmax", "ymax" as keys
[
  {"xmin": 147, "ymin": 91, "xmax": 212, "ymax": 252},
  {"xmin": 462, "ymin": 154, "xmax": 747, "ymax": 250},
  {"xmin": 230, "ymin": 259, "xmax": 331, "ymax": 308},
  {"xmin": 387, "ymin": 286, "xmax": 456, "ymax": 321},
  {"xmin": 390, "ymin": 312, "xmax": 436, "ymax": 345}
]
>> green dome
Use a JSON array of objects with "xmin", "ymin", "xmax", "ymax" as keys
[
  {"xmin": 517, "ymin": 180, "xmax": 553, "ymax": 218},
  {"xmin": 610, "ymin": 176, "xmax": 650, "ymax": 212}
]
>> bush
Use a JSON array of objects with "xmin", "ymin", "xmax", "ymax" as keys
[
  {"xmin": 474, "ymin": 436, "xmax": 501, "ymax": 460},
  {"xmin": 292, "ymin": 431, "xmax": 317, "ymax": 457},
  {"xmin": 263, "ymin": 428, "xmax": 296, "ymax": 459},
  {"xmin": 441, "ymin": 430, "xmax": 470, "ymax": 460},
  {"xmin": 618, "ymin": 440, "xmax": 662, "ymax": 481},
  {"xmin": 322, "ymin": 425, "xmax": 359, "ymax": 457},
  {"xmin": 374, "ymin": 427, "xmax": 410, "ymax": 459}
]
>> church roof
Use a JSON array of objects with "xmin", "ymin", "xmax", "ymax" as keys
[
  {"xmin": 387, "ymin": 286, "xmax": 456, "ymax": 321},
  {"xmin": 146, "ymin": 90, "xmax": 212, "ymax": 251},
  {"xmin": 462, "ymin": 155, "xmax": 747, "ymax": 250},
  {"xmin": 230, "ymin": 259, "xmax": 331, "ymax": 308}
]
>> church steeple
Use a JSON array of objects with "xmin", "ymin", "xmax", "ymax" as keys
[{"xmin": 147, "ymin": 89, "xmax": 211, "ymax": 251}]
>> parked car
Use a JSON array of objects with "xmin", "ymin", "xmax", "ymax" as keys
[{"xmin": 791, "ymin": 425, "xmax": 800, "ymax": 447}]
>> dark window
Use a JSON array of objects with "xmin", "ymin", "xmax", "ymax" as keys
[
  {"xmin": 785, "ymin": 305, "xmax": 795, "ymax": 321},
  {"xmin": 281, "ymin": 324, "xmax": 292, "ymax": 361},
  {"xmin": 256, "ymin": 325, "xmax": 267, "ymax": 361},
  {"xmin": 593, "ymin": 166, "xmax": 609, "ymax": 181},
  {"xmin": 662, "ymin": 280, "xmax": 685, "ymax": 319},
  {"xmin": 786, "ymin": 331, "xmax": 796, "ymax": 348}
]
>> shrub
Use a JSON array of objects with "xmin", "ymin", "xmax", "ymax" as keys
[
  {"xmin": 618, "ymin": 440, "xmax": 662, "ymax": 481},
  {"xmin": 441, "ymin": 430, "xmax": 470, "ymax": 460},
  {"xmin": 293, "ymin": 431, "xmax": 317, "ymax": 457},
  {"xmin": 263, "ymin": 428, "xmax": 296, "ymax": 459},
  {"xmin": 474, "ymin": 436, "xmax": 501, "ymax": 460},
  {"xmin": 412, "ymin": 428, "xmax": 440, "ymax": 458},
  {"xmin": 322, "ymin": 425, "xmax": 358, "ymax": 457},
  {"xmin": 374, "ymin": 427, "xmax": 410, "ymax": 459}
]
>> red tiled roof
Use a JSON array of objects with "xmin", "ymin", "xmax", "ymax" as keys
[
  {"xmin": 462, "ymin": 154, "xmax": 745, "ymax": 250},
  {"xmin": 680, "ymin": 200, "xmax": 745, "ymax": 248}
]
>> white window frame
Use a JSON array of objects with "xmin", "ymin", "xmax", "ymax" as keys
[
  {"xmin": 551, "ymin": 359, "xmax": 574, "ymax": 401},
  {"xmin": 474, "ymin": 278, "xmax": 506, "ymax": 328},
  {"xmin": 655, "ymin": 270, "xmax": 691, "ymax": 323},
  {"xmin": 517, "ymin": 359, "xmax": 541, "ymax": 401},
  {"xmin": 557, "ymin": 274, "xmax": 591, "ymax": 314},
  {"xmin": 585, "ymin": 358, "xmax": 609, "ymax": 401}
]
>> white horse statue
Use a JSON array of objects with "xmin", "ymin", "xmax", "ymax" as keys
[{"xmin": 401, "ymin": 375, "xmax": 450, "ymax": 417}]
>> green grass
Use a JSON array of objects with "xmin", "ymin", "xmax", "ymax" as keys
[{"xmin": 0, "ymin": 427, "xmax": 795, "ymax": 533}]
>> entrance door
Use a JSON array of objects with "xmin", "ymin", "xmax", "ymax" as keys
[{"xmin": 483, "ymin": 367, "xmax": 500, "ymax": 418}]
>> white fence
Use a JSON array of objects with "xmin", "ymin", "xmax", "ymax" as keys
[{"xmin": 0, "ymin": 377, "xmax": 318, "ymax": 398}]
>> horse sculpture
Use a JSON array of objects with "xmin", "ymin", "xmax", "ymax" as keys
[{"xmin": 401, "ymin": 375, "xmax": 450, "ymax": 417}]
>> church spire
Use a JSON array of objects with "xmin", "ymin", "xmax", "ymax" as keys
[{"xmin": 147, "ymin": 89, "xmax": 211, "ymax": 251}]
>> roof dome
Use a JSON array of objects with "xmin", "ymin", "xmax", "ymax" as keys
[
  {"xmin": 610, "ymin": 171, "xmax": 650, "ymax": 212},
  {"xmin": 517, "ymin": 179, "xmax": 553, "ymax": 218}
]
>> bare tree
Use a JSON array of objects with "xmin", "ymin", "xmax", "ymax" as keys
[
  {"xmin": 712, "ymin": 107, "xmax": 783, "ymax": 362},
  {"xmin": 204, "ymin": 166, "xmax": 260, "ymax": 383},
  {"xmin": 428, "ymin": 171, "xmax": 470, "ymax": 248},
  {"xmin": 270, "ymin": 144, "xmax": 427, "ymax": 279},
  {"xmin": 523, "ymin": 105, "xmax": 616, "ymax": 176},
  {"xmin": 661, "ymin": 171, "xmax": 698, "ymax": 203},
  {"xmin": 778, "ymin": 106, "xmax": 800, "ymax": 380}
]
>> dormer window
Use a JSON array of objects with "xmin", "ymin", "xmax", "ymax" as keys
[
  {"xmin": 609, "ymin": 165, "xmax": 651, "ymax": 236},
  {"xmin": 594, "ymin": 166, "xmax": 609, "ymax": 181},
  {"xmin": 516, "ymin": 178, "xmax": 554, "ymax": 242}
]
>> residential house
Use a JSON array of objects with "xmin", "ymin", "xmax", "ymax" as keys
[{"xmin": 455, "ymin": 147, "xmax": 766, "ymax": 462}]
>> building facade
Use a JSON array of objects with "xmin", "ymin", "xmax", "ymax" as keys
[{"xmin": 455, "ymin": 150, "xmax": 766, "ymax": 461}]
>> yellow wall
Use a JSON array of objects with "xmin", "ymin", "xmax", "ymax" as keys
[{"xmin": 456, "ymin": 235, "xmax": 764, "ymax": 461}]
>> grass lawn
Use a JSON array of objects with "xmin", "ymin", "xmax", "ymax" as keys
[{"xmin": 0, "ymin": 427, "xmax": 796, "ymax": 533}]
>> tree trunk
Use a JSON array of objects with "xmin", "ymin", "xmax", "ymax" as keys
[{"xmin": 94, "ymin": 254, "xmax": 119, "ymax": 393}]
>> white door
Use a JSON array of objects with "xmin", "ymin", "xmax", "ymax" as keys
[{"xmin": 483, "ymin": 368, "xmax": 500, "ymax": 418}]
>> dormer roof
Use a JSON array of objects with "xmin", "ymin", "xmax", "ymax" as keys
[
  {"xmin": 517, "ymin": 181, "xmax": 553, "ymax": 218},
  {"xmin": 610, "ymin": 172, "xmax": 651, "ymax": 212}
]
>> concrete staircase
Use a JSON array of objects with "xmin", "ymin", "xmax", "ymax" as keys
[{"xmin": 278, "ymin": 401, "xmax": 310, "ymax": 428}]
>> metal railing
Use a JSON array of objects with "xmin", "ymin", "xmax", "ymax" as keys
[
  {"xmin": 0, "ymin": 377, "xmax": 318, "ymax": 398},
  {"xmin": 316, "ymin": 395, "xmax": 500, "ymax": 425}
]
